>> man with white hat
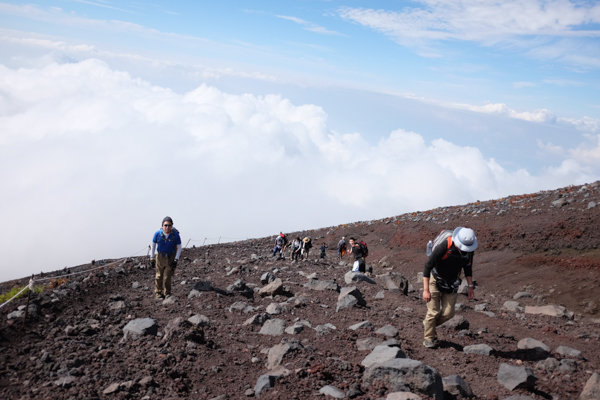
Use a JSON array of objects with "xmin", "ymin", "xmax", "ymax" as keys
[{"xmin": 422, "ymin": 227, "xmax": 477, "ymax": 348}]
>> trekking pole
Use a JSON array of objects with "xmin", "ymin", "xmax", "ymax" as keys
[
  {"xmin": 146, "ymin": 245, "xmax": 150, "ymax": 267},
  {"xmin": 22, "ymin": 275, "xmax": 34, "ymax": 331}
]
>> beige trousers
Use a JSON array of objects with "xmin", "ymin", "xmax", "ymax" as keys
[
  {"xmin": 424, "ymin": 276, "xmax": 458, "ymax": 341},
  {"xmin": 155, "ymin": 252, "xmax": 175, "ymax": 296}
]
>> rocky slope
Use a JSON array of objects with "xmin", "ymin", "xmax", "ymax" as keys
[{"xmin": 1, "ymin": 181, "xmax": 600, "ymax": 400}]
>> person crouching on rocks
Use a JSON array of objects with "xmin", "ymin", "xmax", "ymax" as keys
[
  {"xmin": 150, "ymin": 216, "xmax": 182, "ymax": 299},
  {"xmin": 422, "ymin": 227, "xmax": 477, "ymax": 349},
  {"xmin": 348, "ymin": 237, "xmax": 366, "ymax": 273}
]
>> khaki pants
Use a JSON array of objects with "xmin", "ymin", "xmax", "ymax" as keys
[
  {"xmin": 155, "ymin": 252, "xmax": 175, "ymax": 296},
  {"xmin": 424, "ymin": 276, "xmax": 458, "ymax": 341}
]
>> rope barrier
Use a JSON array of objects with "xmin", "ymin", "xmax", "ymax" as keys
[
  {"xmin": 0, "ymin": 247, "xmax": 148, "ymax": 310},
  {"xmin": 0, "ymin": 283, "xmax": 31, "ymax": 310}
]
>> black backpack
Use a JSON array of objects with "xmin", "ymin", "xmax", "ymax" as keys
[{"xmin": 359, "ymin": 241, "xmax": 368, "ymax": 257}]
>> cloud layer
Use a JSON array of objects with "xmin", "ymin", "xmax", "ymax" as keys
[{"xmin": 0, "ymin": 59, "xmax": 598, "ymax": 280}]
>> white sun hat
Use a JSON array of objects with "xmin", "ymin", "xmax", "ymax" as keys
[{"xmin": 452, "ymin": 227, "xmax": 478, "ymax": 252}]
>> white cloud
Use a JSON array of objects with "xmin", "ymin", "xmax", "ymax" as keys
[
  {"xmin": 537, "ymin": 139, "xmax": 564, "ymax": 155},
  {"xmin": 570, "ymin": 134, "xmax": 600, "ymax": 165},
  {"xmin": 338, "ymin": 1, "xmax": 600, "ymax": 43},
  {"xmin": 276, "ymin": 14, "xmax": 346, "ymax": 36},
  {"xmin": 0, "ymin": 59, "xmax": 597, "ymax": 280}
]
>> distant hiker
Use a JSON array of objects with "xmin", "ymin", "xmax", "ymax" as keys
[
  {"xmin": 422, "ymin": 227, "xmax": 477, "ymax": 349},
  {"xmin": 273, "ymin": 232, "xmax": 288, "ymax": 259},
  {"xmin": 150, "ymin": 216, "xmax": 182, "ymax": 299},
  {"xmin": 319, "ymin": 244, "xmax": 327, "ymax": 259},
  {"xmin": 348, "ymin": 238, "xmax": 367, "ymax": 272},
  {"xmin": 301, "ymin": 236, "xmax": 312, "ymax": 260},
  {"xmin": 337, "ymin": 237, "xmax": 347, "ymax": 260},
  {"xmin": 291, "ymin": 237, "xmax": 302, "ymax": 261}
]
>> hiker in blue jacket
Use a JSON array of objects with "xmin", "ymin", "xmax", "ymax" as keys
[
  {"xmin": 422, "ymin": 227, "xmax": 477, "ymax": 349},
  {"xmin": 150, "ymin": 216, "xmax": 182, "ymax": 299}
]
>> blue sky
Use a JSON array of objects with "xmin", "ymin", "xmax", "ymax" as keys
[{"xmin": 1, "ymin": 0, "xmax": 600, "ymax": 280}]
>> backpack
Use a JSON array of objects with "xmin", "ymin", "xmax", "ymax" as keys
[
  {"xmin": 427, "ymin": 229, "xmax": 453, "ymax": 260},
  {"xmin": 359, "ymin": 241, "xmax": 368, "ymax": 257},
  {"xmin": 276, "ymin": 236, "xmax": 284, "ymax": 246},
  {"xmin": 338, "ymin": 240, "xmax": 346, "ymax": 250}
]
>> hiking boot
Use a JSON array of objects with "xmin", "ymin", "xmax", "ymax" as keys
[
  {"xmin": 423, "ymin": 339, "xmax": 437, "ymax": 349},
  {"xmin": 155, "ymin": 293, "xmax": 165, "ymax": 300}
]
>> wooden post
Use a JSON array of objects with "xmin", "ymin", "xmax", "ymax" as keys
[
  {"xmin": 185, "ymin": 238, "xmax": 191, "ymax": 248},
  {"xmin": 22, "ymin": 274, "xmax": 33, "ymax": 331}
]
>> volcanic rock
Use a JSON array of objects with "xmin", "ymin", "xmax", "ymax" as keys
[
  {"xmin": 442, "ymin": 375, "xmax": 474, "ymax": 398},
  {"xmin": 362, "ymin": 358, "xmax": 444, "ymax": 400},
  {"xmin": 497, "ymin": 363, "xmax": 536, "ymax": 391},
  {"xmin": 361, "ymin": 345, "xmax": 407, "ymax": 368},
  {"xmin": 259, "ymin": 319, "xmax": 286, "ymax": 336}
]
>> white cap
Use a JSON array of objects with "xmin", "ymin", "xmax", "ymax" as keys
[{"xmin": 452, "ymin": 227, "xmax": 478, "ymax": 252}]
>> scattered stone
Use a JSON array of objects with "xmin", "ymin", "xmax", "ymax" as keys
[
  {"xmin": 588, "ymin": 201, "xmax": 597, "ymax": 209},
  {"xmin": 315, "ymin": 323, "xmax": 336, "ymax": 336},
  {"xmin": 188, "ymin": 314, "xmax": 210, "ymax": 327},
  {"xmin": 261, "ymin": 272, "xmax": 275, "ymax": 285},
  {"xmin": 513, "ymin": 292, "xmax": 532, "ymax": 300},
  {"xmin": 517, "ymin": 338, "xmax": 550, "ymax": 353},
  {"xmin": 442, "ymin": 375, "xmax": 474, "ymax": 398},
  {"xmin": 103, "ymin": 383, "xmax": 120, "ymax": 395},
  {"xmin": 266, "ymin": 342, "xmax": 298, "ymax": 369},
  {"xmin": 362, "ymin": 359, "xmax": 443, "ymax": 400},
  {"xmin": 123, "ymin": 318, "xmax": 158, "ymax": 339},
  {"xmin": 580, "ymin": 372, "xmax": 600, "ymax": 400},
  {"xmin": 502, "ymin": 301, "xmax": 523, "ymax": 312},
  {"xmin": 479, "ymin": 311, "xmax": 496, "ymax": 318},
  {"xmin": 535, "ymin": 358, "xmax": 559, "ymax": 373},
  {"xmin": 501, "ymin": 396, "xmax": 535, "ymax": 400},
  {"xmin": 254, "ymin": 374, "xmax": 275, "ymax": 397},
  {"xmin": 54, "ymin": 376, "xmax": 76, "ymax": 388},
  {"xmin": 336, "ymin": 287, "xmax": 366, "ymax": 312},
  {"xmin": 497, "ymin": 363, "xmax": 536, "ymax": 391},
  {"xmin": 463, "ymin": 344, "xmax": 494, "ymax": 356},
  {"xmin": 131, "ymin": 281, "xmax": 140, "ymax": 289},
  {"xmin": 474, "ymin": 303, "xmax": 488, "ymax": 312},
  {"xmin": 244, "ymin": 313, "xmax": 270, "ymax": 326},
  {"xmin": 557, "ymin": 359, "xmax": 577, "ymax": 373},
  {"xmin": 162, "ymin": 296, "xmax": 177, "ymax": 305},
  {"xmin": 304, "ymin": 278, "xmax": 340, "ymax": 292},
  {"xmin": 344, "ymin": 271, "xmax": 376, "ymax": 285},
  {"xmin": 319, "ymin": 385, "xmax": 346, "ymax": 398},
  {"xmin": 386, "ymin": 393, "xmax": 422, "ymax": 400},
  {"xmin": 356, "ymin": 337, "xmax": 384, "ymax": 351},
  {"xmin": 284, "ymin": 323, "xmax": 304, "ymax": 335},
  {"xmin": 375, "ymin": 291, "xmax": 385, "ymax": 299},
  {"xmin": 376, "ymin": 325, "xmax": 399, "ymax": 337},
  {"xmin": 259, "ymin": 319, "xmax": 286, "ymax": 336},
  {"xmin": 7, "ymin": 310, "xmax": 24, "ymax": 320},
  {"xmin": 555, "ymin": 345, "xmax": 582, "ymax": 359},
  {"xmin": 349, "ymin": 321, "xmax": 374, "ymax": 331},
  {"xmin": 361, "ymin": 345, "xmax": 407, "ymax": 368},
  {"xmin": 266, "ymin": 302, "xmax": 287, "ymax": 315},
  {"xmin": 191, "ymin": 281, "xmax": 212, "ymax": 292},
  {"xmin": 440, "ymin": 315, "xmax": 469, "ymax": 330},
  {"xmin": 524, "ymin": 305, "xmax": 574, "ymax": 319},
  {"xmin": 259, "ymin": 278, "xmax": 284, "ymax": 297},
  {"xmin": 229, "ymin": 301, "xmax": 247, "ymax": 313}
]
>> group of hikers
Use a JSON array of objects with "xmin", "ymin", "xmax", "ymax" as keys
[{"xmin": 149, "ymin": 216, "xmax": 478, "ymax": 350}]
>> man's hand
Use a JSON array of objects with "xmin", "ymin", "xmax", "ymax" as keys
[
  {"xmin": 467, "ymin": 287, "xmax": 474, "ymax": 300},
  {"xmin": 423, "ymin": 289, "xmax": 431, "ymax": 302},
  {"xmin": 170, "ymin": 259, "xmax": 178, "ymax": 270},
  {"xmin": 150, "ymin": 259, "xmax": 156, "ymax": 268}
]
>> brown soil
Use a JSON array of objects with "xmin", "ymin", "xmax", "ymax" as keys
[{"xmin": 1, "ymin": 181, "xmax": 600, "ymax": 400}]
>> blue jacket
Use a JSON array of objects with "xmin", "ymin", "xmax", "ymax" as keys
[{"xmin": 153, "ymin": 228, "xmax": 181, "ymax": 254}]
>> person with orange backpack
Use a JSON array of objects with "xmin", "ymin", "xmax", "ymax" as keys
[{"xmin": 422, "ymin": 227, "xmax": 477, "ymax": 349}]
